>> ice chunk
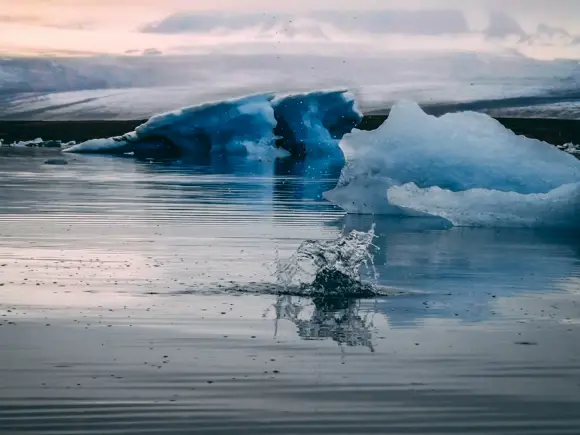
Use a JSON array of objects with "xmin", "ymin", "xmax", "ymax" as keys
[
  {"xmin": 325, "ymin": 101, "xmax": 580, "ymax": 227},
  {"xmin": 133, "ymin": 93, "xmax": 277, "ymax": 156},
  {"xmin": 65, "ymin": 137, "xmax": 131, "ymax": 154},
  {"xmin": 64, "ymin": 90, "xmax": 360, "ymax": 159},
  {"xmin": 2, "ymin": 138, "xmax": 71, "ymax": 148},
  {"xmin": 44, "ymin": 158, "xmax": 69, "ymax": 165},
  {"xmin": 272, "ymin": 90, "xmax": 362, "ymax": 157},
  {"xmin": 324, "ymin": 172, "xmax": 427, "ymax": 216},
  {"xmin": 12, "ymin": 138, "xmax": 44, "ymax": 147},
  {"xmin": 558, "ymin": 142, "xmax": 580, "ymax": 156},
  {"xmin": 66, "ymin": 94, "xmax": 277, "ymax": 157},
  {"xmin": 388, "ymin": 182, "xmax": 580, "ymax": 228}
]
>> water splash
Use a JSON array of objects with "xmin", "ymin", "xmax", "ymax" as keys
[{"xmin": 275, "ymin": 225, "xmax": 379, "ymax": 299}]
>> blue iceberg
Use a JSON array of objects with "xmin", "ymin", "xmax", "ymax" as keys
[{"xmin": 65, "ymin": 90, "xmax": 361, "ymax": 160}]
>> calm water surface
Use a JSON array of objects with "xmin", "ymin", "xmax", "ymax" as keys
[{"xmin": 1, "ymin": 148, "xmax": 580, "ymax": 434}]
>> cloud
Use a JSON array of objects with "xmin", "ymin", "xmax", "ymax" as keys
[
  {"xmin": 142, "ymin": 48, "xmax": 163, "ymax": 56},
  {"xmin": 536, "ymin": 24, "xmax": 571, "ymax": 39},
  {"xmin": 46, "ymin": 22, "xmax": 95, "ymax": 31},
  {"xmin": 484, "ymin": 12, "xmax": 526, "ymax": 39},
  {"xmin": 125, "ymin": 48, "xmax": 163, "ymax": 56},
  {"xmin": 141, "ymin": 12, "xmax": 285, "ymax": 34},
  {"xmin": 0, "ymin": 14, "xmax": 94, "ymax": 31},
  {"xmin": 0, "ymin": 15, "xmax": 40, "ymax": 24},
  {"xmin": 142, "ymin": 10, "xmax": 471, "ymax": 36},
  {"xmin": 134, "ymin": 8, "xmax": 580, "ymax": 61},
  {"xmin": 2, "ymin": 4, "xmax": 580, "ymax": 61},
  {"xmin": 312, "ymin": 10, "xmax": 470, "ymax": 35}
]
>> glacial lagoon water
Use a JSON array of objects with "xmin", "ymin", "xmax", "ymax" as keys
[{"xmin": 1, "ymin": 148, "xmax": 580, "ymax": 434}]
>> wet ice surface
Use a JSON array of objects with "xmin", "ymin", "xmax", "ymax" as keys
[{"xmin": 1, "ymin": 147, "xmax": 580, "ymax": 435}]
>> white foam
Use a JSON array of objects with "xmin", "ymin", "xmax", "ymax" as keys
[{"xmin": 324, "ymin": 101, "xmax": 580, "ymax": 227}]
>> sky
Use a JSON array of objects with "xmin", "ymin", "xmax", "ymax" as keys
[
  {"xmin": 2, "ymin": 0, "xmax": 580, "ymax": 119},
  {"xmin": 2, "ymin": 0, "xmax": 580, "ymax": 59}
]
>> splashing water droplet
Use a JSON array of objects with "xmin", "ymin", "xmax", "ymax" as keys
[{"xmin": 275, "ymin": 225, "xmax": 378, "ymax": 298}]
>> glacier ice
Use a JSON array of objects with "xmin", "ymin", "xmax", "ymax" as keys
[
  {"xmin": 272, "ymin": 90, "xmax": 362, "ymax": 157},
  {"xmin": 0, "ymin": 138, "xmax": 73, "ymax": 148},
  {"xmin": 324, "ymin": 101, "xmax": 580, "ymax": 227},
  {"xmin": 65, "ymin": 90, "xmax": 360, "ymax": 160},
  {"xmin": 388, "ymin": 182, "xmax": 580, "ymax": 227},
  {"xmin": 65, "ymin": 137, "xmax": 131, "ymax": 154},
  {"xmin": 14, "ymin": 138, "xmax": 44, "ymax": 147},
  {"xmin": 65, "ymin": 94, "xmax": 277, "ymax": 157},
  {"xmin": 558, "ymin": 142, "xmax": 580, "ymax": 156},
  {"xmin": 132, "ymin": 94, "xmax": 277, "ymax": 156}
]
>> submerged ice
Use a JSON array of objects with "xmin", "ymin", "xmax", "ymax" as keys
[
  {"xmin": 324, "ymin": 101, "xmax": 580, "ymax": 227},
  {"xmin": 65, "ymin": 90, "xmax": 361, "ymax": 160}
]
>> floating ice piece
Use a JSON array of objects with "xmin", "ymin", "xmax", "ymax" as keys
[
  {"xmin": 65, "ymin": 137, "xmax": 130, "ymax": 154},
  {"xmin": 272, "ymin": 89, "xmax": 362, "ymax": 157},
  {"xmin": 65, "ymin": 94, "xmax": 276, "ymax": 156},
  {"xmin": 558, "ymin": 142, "xmax": 580, "ymax": 156},
  {"xmin": 2, "ymin": 138, "xmax": 70, "ymax": 148},
  {"xmin": 388, "ymin": 182, "xmax": 580, "ymax": 227},
  {"xmin": 324, "ymin": 101, "xmax": 580, "ymax": 227},
  {"xmin": 65, "ymin": 90, "xmax": 360, "ymax": 159}
]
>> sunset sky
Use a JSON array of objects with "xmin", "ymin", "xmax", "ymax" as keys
[{"xmin": 1, "ymin": 1, "xmax": 580, "ymax": 58}]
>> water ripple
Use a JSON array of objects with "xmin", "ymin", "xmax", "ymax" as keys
[{"xmin": 1, "ymin": 149, "xmax": 580, "ymax": 434}]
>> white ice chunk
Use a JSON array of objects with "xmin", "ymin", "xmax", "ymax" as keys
[
  {"xmin": 388, "ymin": 182, "xmax": 580, "ymax": 227},
  {"xmin": 64, "ymin": 137, "xmax": 131, "ymax": 154},
  {"xmin": 12, "ymin": 138, "xmax": 44, "ymax": 147},
  {"xmin": 325, "ymin": 101, "xmax": 580, "ymax": 227}
]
